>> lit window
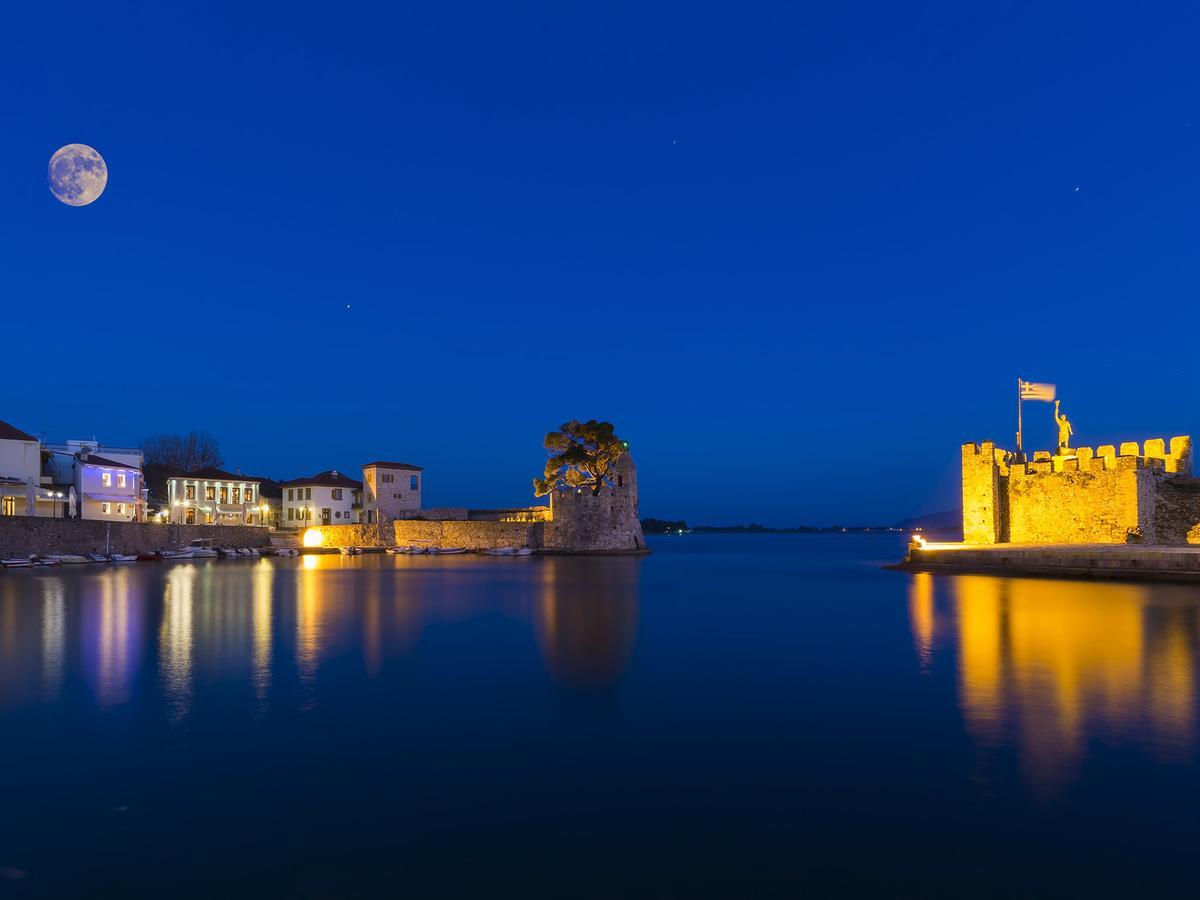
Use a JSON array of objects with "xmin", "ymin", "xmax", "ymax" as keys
[
  {"xmin": 1, "ymin": 497, "xmax": 14, "ymax": 516},
  {"xmin": 219, "ymin": 487, "xmax": 228, "ymax": 503},
  {"xmin": 101, "ymin": 502, "xmax": 110, "ymax": 515},
  {"xmin": 288, "ymin": 508, "xmax": 295, "ymax": 521},
  {"xmin": 185, "ymin": 484, "xmax": 196, "ymax": 500},
  {"xmin": 332, "ymin": 489, "xmax": 342, "ymax": 500},
  {"xmin": 185, "ymin": 508, "xmax": 196, "ymax": 525},
  {"xmin": 117, "ymin": 473, "xmax": 126, "ymax": 488},
  {"xmin": 204, "ymin": 511, "xmax": 213, "ymax": 524},
  {"xmin": 101, "ymin": 472, "xmax": 112, "ymax": 487},
  {"xmin": 245, "ymin": 487, "xmax": 254, "ymax": 502},
  {"xmin": 232, "ymin": 487, "xmax": 241, "ymax": 503},
  {"xmin": 305, "ymin": 488, "xmax": 311, "ymax": 500},
  {"xmin": 117, "ymin": 503, "xmax": 126, "ymax": 516},
  {"xmin": 288, "ymin": 489, "xmax": 294, "ymax": 501}
]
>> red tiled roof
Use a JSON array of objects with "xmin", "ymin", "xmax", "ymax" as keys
[
  {"xmin": 79, "ymin": 454, "xmax": 141, "ymax": 470},
  {"xmin": 0, "ymin": 419, "xmax": 38, "ymax": 443},
  {"xmin": 166, "ymin": 467, "xmax": 265, "ymax": 483},
  {"xmin": 279, "ymin": 470, "xmax": 363, "ymax": 489},
  {"xmin": 361, "ymin": 461, "xmax": 423, "ymax": 471}
]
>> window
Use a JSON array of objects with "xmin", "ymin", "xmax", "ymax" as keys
[
  {"xmin": 205, "ymin": 486, "xmax": 215, "ymax": 501},
  {"xmin": 101, "ymin": 502, "xmax": 110, "ymax": 515},
  {"xmin": 288, "ymin": 489, "xmax": 294, "ymax": 501},
  {"xmin": 288, "ymin": 508, "xmax": 295, "ymax": 521},
  {"xmin": 117, "ymin": 473, "xmax": 126, "ymax": 488},
  {"xmin": 335, "ymin": 510, "xmax": 341, "ymax": 519},
  {"xmin": 305, "ymin": 488, "xmax": 311, "ymax": 500},
  {"xmin": 1, "ymin": 497, "xmax": 14, "ymax": 516},
  {"xmin": 617, "ymin": 475, "xmax": 624, "ymax": 487},
  {"xmin": 204, "ymin": 511, "xmax": 213, "ymax": 524},
  {"xmin": 101, "ymin": 472, "xmax": 112, "ymax": 487},
  {"xmin": 232, "ymin": 487, "xmax": 241, "ymax": 503},
  {"xmin": 382, "ymin": 473, "xmax": 394, "ymax": 483},
  {"xmin": 245, "ymin": 487, "xmax": 254, "ymax": 502},
  {"xmin": 219, "ymin": 487, "xmax": 228, "ymax": 503},
  {"xmin": 116, "ymin": 503, "xmax": 126, "ymax": 516},
  {"xmin": 185, "ymin": 484, "xmax": 196, "ymax": 500},
  {"xmin": 410, "ymin": 475, "xmax": 418, "ymax": 490},
  {"xmin": 185, "ymin": 507, "xmax": 196, "ymax": 525},
  {"xmin": 331, "ymin": 489, "xmax": 342, "ymax": 500}
]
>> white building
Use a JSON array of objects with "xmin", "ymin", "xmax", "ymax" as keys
[
  {"xmin": 44, "ymin": 441, "xmax": 147, "ymax": 521},
  {"xmin": 361, "ymin": 460, "xmax": 422, "ymax": 524},
  {"xmin": 166, "ymin": 468, "xmax": 266, "ymax": 526},
  {"xmin": 281, "ymin": 470, "xmax": 361, "ymax": 528},
  {"xmin": 0, "ymin": 419, "xmax": 62, "ymax": 517}
]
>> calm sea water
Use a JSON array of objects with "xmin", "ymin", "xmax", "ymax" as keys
[{"xmin": 1, "ymin": 535, "xmax": 1199, "ymax": 897}]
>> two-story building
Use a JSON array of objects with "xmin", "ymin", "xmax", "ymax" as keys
[
  {"xmin": 44, "ymin": 440, "xmax": 146, "ymax": 521},
  {"xmin": 280, "ymin": 470, "xmax": 362, "ymax": 528},
  {"xmin": 361, "ymin": 461, "xmax": 422, "ymax": 524},
  {"xmin": 0, "ymin": 418, "xmax": 60, "ymax": 517},
  {"xmin": 166, "ymin": 468, "xmax": 266, "ymax": 525}
]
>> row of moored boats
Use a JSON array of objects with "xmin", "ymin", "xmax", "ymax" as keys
[{"xmin": 2, "ymin": 539, "xmax": 300, "ymax": 568}]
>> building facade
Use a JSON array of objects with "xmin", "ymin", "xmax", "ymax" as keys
[
  {"xmin": 0, "ymin": 419, "xmax": 66, "ymax": 517},
  {"xmin": 166, "ymin": 468, "xmax": 266, "ymax": 526},
  {"xmin": 44, "ymin": 441, "xmax": 146, "ymax": 521},
  {"xmin": 361, "ymin": 461, "xmax": 422, "ymax": 524},
  {"xmin": 280, "ymin": 470, "xmax": 362, "ymax": 528}
]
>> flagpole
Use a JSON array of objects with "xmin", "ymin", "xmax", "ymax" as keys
[{"xmin": 1016, "ymin": 377, "xmax": 1023, "ymax": 459}]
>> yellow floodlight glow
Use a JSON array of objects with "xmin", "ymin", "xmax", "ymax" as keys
[
  {"xmin": 302, "ymin": 528, "xmax": 323, "ymax": 548},
  {"xmin": 911, "ymin": 533, "xmax": 927, "ymax": 549}
]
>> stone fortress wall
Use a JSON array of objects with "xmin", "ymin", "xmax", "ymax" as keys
[
  {"xmin": 304, "ymin": 453, "xmax": 646, "ymax": 553},
  {"xmin": 963, "ymin": 436, "xmax": 1200, "ymax": 545},
  {"xmin": 0, "ymin": 518, "xmax": 269, "ymax": 558}
]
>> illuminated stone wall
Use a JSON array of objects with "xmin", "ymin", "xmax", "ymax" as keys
[
  {"xmin": 304, "ymin": 453, "xmax": 645, "ymax": 552},
  {"xmin": 392, "ymin": 520, "xmax": 542, "ymax": 550},
  {"xmin": 961, "ymin": 436, "xmax": 1200, "ymax": 545},
  {"xmin": 0, "ymin": 518, "xmax": 268, "ymax": 557}
]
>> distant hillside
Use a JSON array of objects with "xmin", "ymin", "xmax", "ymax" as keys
[{"xmin": 893, "ymin": 509, "xmax": 962, "ymax": 536}]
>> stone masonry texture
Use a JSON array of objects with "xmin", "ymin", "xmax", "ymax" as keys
[{"xmin": 0, "ymin": 519, "xmax": 269, "ymax": 557}]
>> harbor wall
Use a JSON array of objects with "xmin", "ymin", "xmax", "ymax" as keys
[
  {"xmin": 392, "ymin": 520, "xmax": 542, "ymax": 550},
  {"xmin": 0, "ymin": 518, "xmax": 269, "ymax": 557}
]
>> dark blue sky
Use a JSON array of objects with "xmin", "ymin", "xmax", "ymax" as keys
[{"xmin": 3, "ymin": 1, "xmax": 1199, "ymax": 524}]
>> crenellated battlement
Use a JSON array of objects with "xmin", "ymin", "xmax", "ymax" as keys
[
  {"xmin": 963, "ymin": 436, "xmax": 1192, "ymax": 478},
  {"xmin": 961, "ymin": 434, "xmax": 1197, "ymax": 545}
]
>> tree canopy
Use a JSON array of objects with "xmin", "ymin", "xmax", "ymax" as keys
[
  {"xmin": 533, "ymin": 419, "xmax": 628, "ymax": 497},
  {"xmin": 140, "ymin": 431, "xmax": 224, "ymax": 503},
  {"xmin": 141, "ymin": 431, "xmax": 223, "ymax": 472}
]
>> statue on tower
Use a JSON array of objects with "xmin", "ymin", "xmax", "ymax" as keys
[{"xmin": 1054, "ymin": 399, "xmax": 1074, "ymax": 453}]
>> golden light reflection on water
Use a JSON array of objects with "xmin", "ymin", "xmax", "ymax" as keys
[
  {"xmin": 160, "ymin": 564, "xmax": 195, "ymax": 720},
  {"xmin": 912, "ymin": 573, "xmax": 1199, "ymax": 795},
  {"xmin": 0, "ymin": 554, "xmax": 644, "ymax": 715}
]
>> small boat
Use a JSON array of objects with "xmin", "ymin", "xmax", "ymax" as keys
[
  {"xmin": 339, "ymin": 546, "xmax": 363, "ymax": 555},
  {"xmin": 1, "ymin": 557, "xmax": 33, "ymax": 568},
  {"xmin": 483, "ymin": 547, "xmax": 517, "ymax": 556},
  {"xmin": 429, "ymin": 547, "xmax": 466, "ymax": 555},
  {"xmin": 218, "ymin": 547, "xmax": 240, "ymax": 557},
  {"xmin": 136, "ymin": 553, "xmax": 161, "ymax": 562},
  {"xmin": 45, "ymin": 554, "xmax": 91, "ymax": 565},
  {"xmin": 243, "ymin": 548, "xmax": 261, "ymax": 557},
  {"xmin": 109, "ymin": 554, "xmax": 137, "ymax": 563},
  {"xmin": 514, "ymin": 548, "xmax": 533, "ymax": 556},
  {"xmin": 33, "ymin": 556, "xmax": 60, "ymax": 567},
  {"xmin": 159, "ymin": 549, "xmax": 195, "ymax": 560},
  {"xmin": 187, "ymin": 539, "xmax": 219, "ymax": 559},
  {"xmin": 274, "ymin": 548, "xmax": 299, "ymax": 557},
  {"xmin": 86, "ymin": 553, "xmax": 110, "ymax": 563}
]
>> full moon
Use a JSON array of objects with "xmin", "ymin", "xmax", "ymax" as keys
[{"xmin": 48, "ymin": 144, "xmax": 108, "ymax": 207}]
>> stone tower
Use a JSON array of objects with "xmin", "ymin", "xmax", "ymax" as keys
[{"xmin": 543, "ymin": 452, "xmax": 646, "ymax": 551}]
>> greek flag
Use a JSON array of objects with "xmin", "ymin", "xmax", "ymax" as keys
[{"xmin": 1020, "ymin": 380, "xmax": 1056, "ymax": 402}]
